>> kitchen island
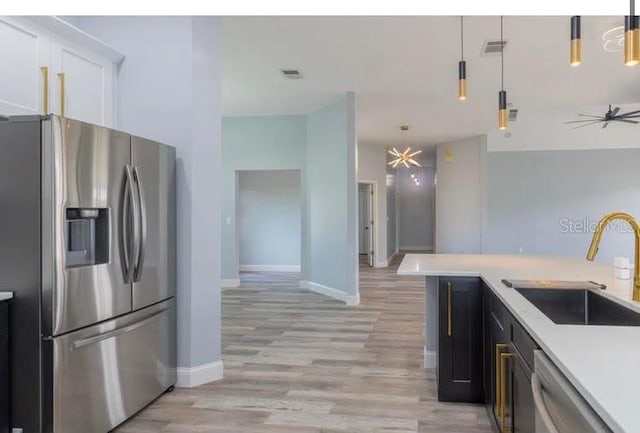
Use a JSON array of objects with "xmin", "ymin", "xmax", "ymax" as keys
[{"xmin": 398, "ymin": 254, "xmax": 640, "ymax": 433}]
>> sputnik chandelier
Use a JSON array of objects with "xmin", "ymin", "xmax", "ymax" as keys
[{"xmin": 387, "ymin": 124, "xmax": 422, "ymax": 169}]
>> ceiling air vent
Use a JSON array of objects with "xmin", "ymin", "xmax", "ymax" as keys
[
  {"xmin": 481, "ymin": 40, "xmax": 507, "ymax": 56},
  {"xmin": 280, "ymin": 69, "xmax": 303, "ymax": 79},
  {"xmin": 508, "ymin": 109, "xmax": 518, "ymax": 121}
]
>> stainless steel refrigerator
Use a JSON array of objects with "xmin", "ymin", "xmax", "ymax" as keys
[{"xmin": 0, "ymin": 115, "xmax": 176, "ymax": 433}]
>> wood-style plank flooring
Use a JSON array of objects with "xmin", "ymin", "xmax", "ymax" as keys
[{"xmin": 115, "ymin": 255, "xmax": 491, "ymax": 433}]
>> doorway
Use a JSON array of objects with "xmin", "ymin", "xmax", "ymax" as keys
[{"xmin": 358, "ymin": 182, "xmax": 375, "ymax": 267}]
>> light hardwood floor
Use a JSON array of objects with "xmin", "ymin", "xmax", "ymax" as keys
[{"xmin": 115, "ymin": 255, "xmax": 491, "ymax": 433}]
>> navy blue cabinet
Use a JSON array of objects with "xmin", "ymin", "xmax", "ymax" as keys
[{"xmin": 0, "ymin": 301, "xmax": 8, "ymax": 433}]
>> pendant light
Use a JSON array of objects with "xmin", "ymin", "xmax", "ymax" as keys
[
  {"xmin": 458, "ymin": 16, "xmax": 467, "ymax": 100},
  {"xmin": 625, "ymin": 0, "xmax": 639, "ymax": 66},
  {"xmin": 570, "ymin": 16, "xmax": 582, "ymax": 66},
  {"xmin": 498, "ymin": 16, "xmax": 508, "ymax": 130}
]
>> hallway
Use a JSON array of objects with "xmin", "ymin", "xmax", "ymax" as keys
[{"xmin": 116, "ymin": 257, "xmax": 491, "ymax": 432}]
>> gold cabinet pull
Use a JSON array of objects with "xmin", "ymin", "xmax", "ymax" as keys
[
  {"xmin": 57, "ymin": 72, "xmax": 65, "ymax": 117},
  {"xmin": 40, "ymin": 66, "xmax": 49, "ymax": 114},
  {"xmin": 495, "ymin": 343, "xmax": 508, "ymax": 423},
  {"xmin": 499, "ymin": 350, "xmax": 516, "ymax": 432},
  {"xmin": 447, "ymin": 282, "xmax": 452, "ymax": 336}
]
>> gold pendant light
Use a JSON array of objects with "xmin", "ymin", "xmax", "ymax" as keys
[
  {"xmin": 625, "ymin": 1, "xmax": 639, "ymax": 66},
  {"xmin": 458, "ymin": 16, "xmax": 467, "ymax": 100},
  {"xmin": 498, "ymin": 16, "xmax": 508, "ymax": 130},
  {"xmin": 570, "ymin": 16, "xmax": 582, "ymax": 66}
]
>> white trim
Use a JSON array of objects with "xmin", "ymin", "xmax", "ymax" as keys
[
  {"xmin": 300, "ymin": 280, "xmax": 360, "ymax": 306},
  {"xmin": 239, "ymin": 265, "xmax": 301, "ymax": 272},
  {"xmin": 400, "ymin": 245, "xmax": 434, "ymax": 251},
  {"xmin": 24, "ymin": 16, "xmax": 126, "ymax": 63},
  {"xmin": 375, "ymin": 260, "xmax": 388, "ymax": 268},
  {"xmin": 424, "ymin": 346, "xmax": 436, "ymax": 369},
  {"xmin": 221, "ymin": 278, "xmax": 240, "ymax": 288},
  {"xmin": 176, "ymin": 360, "xmax": 223, "ymax": 388}
]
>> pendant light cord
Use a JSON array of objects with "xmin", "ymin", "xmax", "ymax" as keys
[
  {"xmin": 460, "ymin": 16, "xmax": 464, "ymax": 60},
  {"xmin": 500, "ymin": 16, "xmax": 504, "ymax": 91},
  {"xmin": 632, "ymin": 0, "xmax": 635, "ymax": 17}
]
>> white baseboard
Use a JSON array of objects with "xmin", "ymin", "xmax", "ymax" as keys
[
  {"xmin": 221, "ymin": 278, "xmax": 240, "ymax": 288},
  {"xmin": 176, "ymin": 360, "xmax": 223, "ymax": 388},
  {"xmin": 299, "ymin": 280, "xmax": 360, "ymax": 306},
  {"xmin": 400, "ymin": 245, "xmax": 434, "ymax": 251},
  {"xmin": 424, "ymin": 346, "xmax": 436, "ymax": 369},
  {"xmin": 239, "ymin": 265, "xmax": 301, "ymax": 272}
]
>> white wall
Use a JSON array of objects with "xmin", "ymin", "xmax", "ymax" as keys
[
  {"xmin": 304, "ymin": 93, "xmax": 359, "ymax": 304},
  {"xmin": 238, "ymin": 170, "xmax": 301, "ymax": 271},
  {"xmin": 435, "ymin": 136, "xmax": 486, "ymax": 254},
  {"xmin": 398, "ymin": 166, "xmax": 435, "ymax": 250},
  {"xmin": 357, "ymin": 144, "xmax": 388, "ymax": 266},
  {"xmin": 74, "ymin": 16, "xmax": 223, "ymax": 385}
]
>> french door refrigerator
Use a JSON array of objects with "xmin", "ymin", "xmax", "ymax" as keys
[{"xmin": 0, "ymin": 115, "xmax": 176, "ymax": 433}]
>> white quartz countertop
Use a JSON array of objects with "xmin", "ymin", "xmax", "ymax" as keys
[
  {"xmin": 398, "ymin": 254, "xmax": 640, "ymax": 433},
  {"xmin": 0, "ymin": 292, "xmax": 12, "ymax": 301}
]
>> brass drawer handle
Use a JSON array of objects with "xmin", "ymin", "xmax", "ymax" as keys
[{"xmin": 447, "ymin": 282, "xmax": 452, "ymax": 336}]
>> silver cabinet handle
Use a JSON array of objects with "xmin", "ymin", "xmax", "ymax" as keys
[
  {"xmin": 71, "ymin": 308, "xmax": 167, "ymax": 350},
  {"xmin": 132, "ymin": 165, "xmax": 146, "ymax": 282},
  {"xmin": 531, "ymin": 372, "xmax": 560, "ymax": 433}
]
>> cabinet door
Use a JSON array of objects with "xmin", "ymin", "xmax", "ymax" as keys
[
  {"xmin": 438, "ymin": 277, "xmax": 483, "ymax": 402},
  {"xmin": 50, "ymin": 41, "xmax": 114, "ymax": 127},
  {"xmin": 0, "ymin": 302, "xmax": 8, "ymax": 433},
  {"xmin": 0, "ymin": 17, "xmax": 50, "ymax": 116},
  {"xmin": 511, "ymin": 355, "xmax": 535, "ymax": 433}
]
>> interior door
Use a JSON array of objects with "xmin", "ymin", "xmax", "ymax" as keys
[
  {"xmin": 130, "ymin": 136, "xmax": 176, "ymax": 311},
  {"xmin": 366, "ymin": 183, "xmax": 374, "ymax": 267},
  {"xmin": 43, "ymin": 116, "xmax": 132, "ymax": 336}
]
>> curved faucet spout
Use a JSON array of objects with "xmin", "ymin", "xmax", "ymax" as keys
[{"xmin": 586, "ymin": 212, "xmax": 640, "ymax": 302}]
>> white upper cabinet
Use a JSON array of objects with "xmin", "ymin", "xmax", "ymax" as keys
[
  {"xmin": 49, "ymin": 42, "xmax": 115, "ymax": 126},
  {"xmin": 0, "ymin": 17, "xmax": 121, "ymax": 127},
  {"xmin": 0, "ymin": 18, "xmax": 50, "ymax": 116}
]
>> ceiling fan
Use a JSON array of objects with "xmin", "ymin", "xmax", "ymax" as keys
[{"xmin": 564, "ymin": 105, "xmax": 640, "ymax": 129}]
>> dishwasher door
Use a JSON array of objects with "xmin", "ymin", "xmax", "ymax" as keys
[{"xmin": 532, "ymin": 350, "xmax": 612, "ymax": 433}]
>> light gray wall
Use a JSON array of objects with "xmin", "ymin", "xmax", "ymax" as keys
[
  {"xmin": 238, "ymin": 170, "xmax": 301, "ymax": 268},
  {"xmin": 435, "ymin": 136, "xmax": 486, "ymax": 254},
  {"xmin": 485, "ymin": 149, "xmax": 640, "ymax": 263},
  {"xmin": 357, "ymin": 144, "xmax": 388, "ymax": 266},
  {"xmin": 398, "ymin": 166, "xmax": 435, "ymax": 250},
  {"xmin": 304, "ymin": 93, "xmax": 358, "ymax": 297},
  {"xmin": 74, "ymin": 17, "xmax": 223, "ymax": 369},
  {"xmin": 221, "ymin": 116, "xmax": 306, "ymax": 279},
  {"xmin": 386, "ymin": 161, "xmax": 398, "ymax": 259}
]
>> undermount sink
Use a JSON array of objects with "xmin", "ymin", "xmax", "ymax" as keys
[{"xmin": 515, "ymin": 288, "xmax": 640, "ymax": 326}]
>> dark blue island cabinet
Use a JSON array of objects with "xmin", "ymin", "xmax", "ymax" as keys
[{"xmin": 0, "ymin": 300, "xmax": 8, "ymax": 433}]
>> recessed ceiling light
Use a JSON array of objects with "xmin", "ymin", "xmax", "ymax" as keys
[{"xmin": 280, "ymin": 69, "xmax": 303, "ymax": 79}]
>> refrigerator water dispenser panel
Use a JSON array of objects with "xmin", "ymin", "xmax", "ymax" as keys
[{"xmin": 65, "ymin": 208, "xmax": 109, "ymax": 268}]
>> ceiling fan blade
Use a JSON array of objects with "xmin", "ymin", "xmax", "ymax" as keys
[
  {"xmin": 614, "ymin": 119, "xmax": 639, "ymax": 124},
  {"xmin": 611, "ymin": 107, "xmax": 621, "ymax": 116},
  {"xmin": 573, "ymin": 120, "xmax": 604, "ymax": 129},
  {"xmin": 617, "ymin": 110, "xmax": 640, "ymax": 118},
  {"xmin": 564, "ymin": 119, "xmax": 604, "ymax": 124},
  {"xmin": 602, "ymin": 122, "xmax": 609, "ymax": 129},
  {"xmin": 577, "ymin": 114, "xmax": 602, "ymax": 118},
  {"xmin": 619, "ymin": 114, "xmax": 640, "ymax": 119}
]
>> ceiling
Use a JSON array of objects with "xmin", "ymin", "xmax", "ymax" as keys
[{"xmin": 222, "ymin": 16, "xmax": 640, "ymax": 147}]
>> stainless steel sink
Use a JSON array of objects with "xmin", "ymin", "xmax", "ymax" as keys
[{"xmin": 515, "ymin": 288, "xmax": 640, "ymax": 326}]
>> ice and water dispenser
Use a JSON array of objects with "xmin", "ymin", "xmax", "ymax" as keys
[{"xmin": 65, "ymin": 208, "xmax": 109, "ymax": 268}]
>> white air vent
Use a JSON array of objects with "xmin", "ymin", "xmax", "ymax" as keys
[
  {"xmin": 481, "ymin": 40, "xmax": 507, "ymax": 56},
  {"xmin": 280, "ymin": 69, "xmax": 303, "ymax": 79},
  {"xmin": 508, "ymin": 109, "xmax": 518, "ymax": 121}
]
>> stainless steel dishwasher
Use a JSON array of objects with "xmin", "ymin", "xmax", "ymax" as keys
[{"xmin": 532, "ymin": 350, "xmax": 612, "ymax": 433}]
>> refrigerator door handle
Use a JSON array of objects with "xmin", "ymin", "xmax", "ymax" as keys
[
  {"xmin": 71, "ymin": 307, "xmax": 168, "ymax": 350},
  {"xmin": 132, "ymin": 165, "xmax": 147, "ymax": 282},
  {"xmin": 122, "ymin": 165, "xmax": 140, "ymax": 284}
]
